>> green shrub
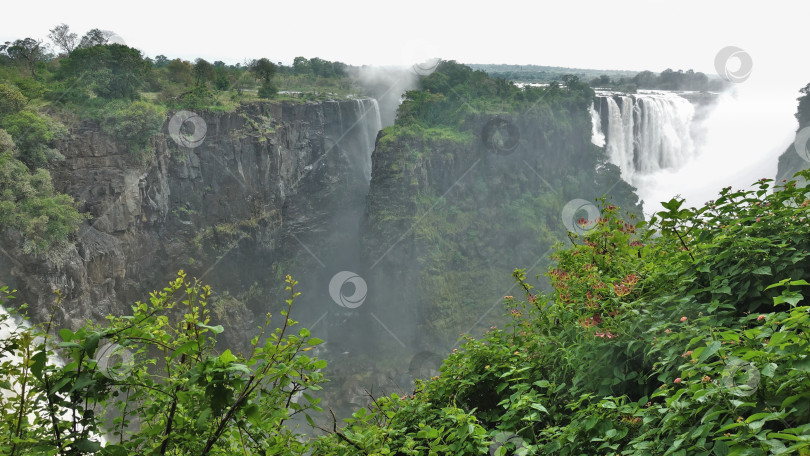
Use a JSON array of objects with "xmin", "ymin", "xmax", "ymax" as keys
[
  {"xmin": 99, "ymin": 100, "xmax": 165, "ymax": 156},
  {"xmin": 0, "ymin": 111, "xmax": 67, "ymax": 169},
  {"xmin": 258, "ymin": 81, "xmax": 278, "ymax": 99},
  {"xmin": 0, "ymin": 149, "xmax": 87, "ymax": 253},
  {"xmin": 0, "ymin": 82, "xmax": 27, "ymax": 116},
  {"xmin": 10, "ymin": 77, "xmax": 47, "ymax": 100},
  {"xmin": 0, "ymin": 273, "xmax": 325, "ymax": 455},
  {"xmin": 314, "ymin": 171, "xmax": 810, "ymax": 455},
  {"xmin": 58, "ymin": 44, "xmax": 150, "ymax": 100},
  {"xmin": 169, "ymin": 84, "xmax": 217, "ymax": 111}
]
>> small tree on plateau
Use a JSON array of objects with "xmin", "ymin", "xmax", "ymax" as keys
[
  {"xmin": 193, "ymin": 58, "xmax": 216, "ymax": 85},
  {"xmin": 1, "ymin": 38, "xmax": 46, "ymax": 79},
  {"xmin": 78, "ymin": 28, "xmax": 114, "ymax": 48},
  {"xmin": 251, "ymin": 58, "xmax": 278, "ymax": 99},
  {"xmin": 48, "ymin": 24, "xmax": 78, "ymax": 56},
  {"xmin": 250, "ymin": 58, "xmax": 277, "ymax": 83}
]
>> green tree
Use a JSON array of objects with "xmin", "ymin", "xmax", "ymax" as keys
[
  {"xmin": 250, "ymin": 57, "xmax": 276, "ymax": 83},
  {"xmin": 193, "ymin": 58, "xmax": 216, "ymax": 85},
  {"xmin": 174, "ymin": 84, "xmax": 216, "ymax": 110},
  {"xmin": 257, "ymin": 81, "xmax": 278, "ymax": 99},
  {"xmin": 48, "ymin": 23, "xmax": 78, "ymax": 56},
  {"xmin": 154, "ymin": 54, "xmax": 169, "ymax": 68},
  {"xmin": 214, "ymin": 68, "xmax": 231, "ymax": 90},
  {"xmin": 59, "ymin": 44, "xmax": 149, "ymax": 99},
  {"xmin": 292, "ymin": 56, "xmax": 311, "ymax": 75},
  {"xmin": 77, "ymin": 28, "xmax": 112, "ymax": 48},
  {"xmin": 0, "ymin": 128, "xmax": 14, "ymax": 154},
  {"xmin": 1, "ymin": 111, "xmax": 66, "ymax": 168},
  {"xmin": 0, "ymin": 83, "xmax": 27, "ymax": 116},
  {"xmin": 99, "ymin": 100, "xmax": 165, "ymax": 156},
  {"xmin": 166, "ymin": 58, "xmax": 193, "ymax": 84},
  {"xmin": 0, "ymin": 38, "xmax": 46, "ymax": 79},
  {"xmin": 309, "ymin": 57, "xmax": 337, "ymax": 78},
  {"xmin": 0, "ymin": 147, "xmax": 86, "ymax": 252},
  {"xmin": 251, "ymin": 58, "xmax": 277, "ymax": 99}
]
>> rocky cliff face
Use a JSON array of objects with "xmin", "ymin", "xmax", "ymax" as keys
[
  {"xmin": 358, "ymin": 111, "xmax": 642, "ymax": 356},
  {"xmin": 0, "ymin": 99, "xmax": 381, "ymax": 349},
  {"xmin": 776, "ymin": 142, "xmax": 809, "ymax": 185}
]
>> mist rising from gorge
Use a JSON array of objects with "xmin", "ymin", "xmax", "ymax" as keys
[
  {"xmin": 631, "ymin": 58, "xmax": 805, "ymax": 216},
  {"xmin": 350, "ymin": 66, "xmax": 421, "ymax": 127}
]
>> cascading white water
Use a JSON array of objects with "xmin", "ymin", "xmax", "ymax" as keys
[
  {"xmin": 604, "ymin": 96, "xmax": 635, "ymax": 180},
  {"xmin": 354, "ymin": 99, "xmax": 382, "ymax": 181},
  {"xmin": 323, "ymin": 98, "xmax": 381, "ymax": 183},
  {"xmin": 597, "ymin": 91, "xmax": 695, "ymax": 184},
  {"xmin": 589, "ymin": 102, "xmax": 605, "ymax": 147},
  {"xmin": 634, "ymin": 93, "xmax": 695, "ymax": 175}
]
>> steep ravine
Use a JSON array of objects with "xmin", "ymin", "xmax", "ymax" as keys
[{"xmin": 0, "ymin": 99, "xmax": 382, "ymax": 350}]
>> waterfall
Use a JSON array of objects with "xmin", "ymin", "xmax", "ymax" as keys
[
  {"xmin": 330, "ymin": 99, "xmax": 380, "ymax": 182},
  {"xmin": 353, "ymin": 99, "xmax": 381, "ymax": 181},
  {"xmin": 634, "ymin": 93, "xmax": 695, "ymax": 174},
  {"xmin": 596, "ymin": 91, "xmax": 696, "ymax": 184},
  {"xmin": 604, "ymin": 96, "xmax": 635, "ymax": 181},
  {"xmin": 589, "ymin": 102, "xmax": 605, "ymax": 147}
]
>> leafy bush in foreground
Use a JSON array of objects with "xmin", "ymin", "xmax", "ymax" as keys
[
  {"xmin": 314, "ymin": 172, "xmax": 810, "ymax": 455},
  {"xmin": 0, "ymin": 273, "xmax": 325, "ymax": 455}
]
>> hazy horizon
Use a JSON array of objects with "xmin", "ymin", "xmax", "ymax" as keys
[{"xmin": 2, "ymin": 1, "xmax": 806, "ymax": 74}]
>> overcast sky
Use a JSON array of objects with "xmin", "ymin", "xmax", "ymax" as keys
[{"xmin": 0, "ymin": 0, "xmax": 806, "ymax": 73}]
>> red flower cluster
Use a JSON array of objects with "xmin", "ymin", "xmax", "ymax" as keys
[
  {"xmin": 613, "ymin": 283, "xmax": 632, "ymax": 297},
  {"xmin": 615, "ymin": 219, "xmax": 637, "ymax": 233},
  {"xmin": 579, "ymin": 313, "xmax": 602, "ymax": 327},
  {"xmin": 594, "ymin": 330, "xmax": 616, "ymax": 339},
  {"xmin": 585, "ymin": 290, "xmax": 602, "ymax": 308},
  {"xmin": 613, "ymin": 273, "xmax": 640, "ymax": 297}
]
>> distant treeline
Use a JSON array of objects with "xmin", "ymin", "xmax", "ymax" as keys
[
  {"xmin": 469, "ymin": 64, "xmax": 728, "ymax": 92},
  {"xmin": 0, "ymin": 24, "xmax": 356, "ymax": 113},
  {"xmin": 592, "ymin": 69, "xmax": 728, "ymax": 92},
  {"xmin": 467, "ymin": 63, "xmax": 638, "ymax": 84}
]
